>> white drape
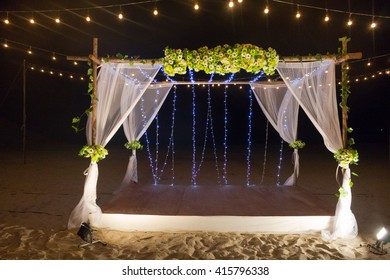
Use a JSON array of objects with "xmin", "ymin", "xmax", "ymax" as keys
[
  {"xmin": 119, "ymin": 84, "xmax": 173, "ymax": 188},
  {"xmin": 276, "ymin": 59, "xmax": 357, "ymax": 239},
  {"xmin": 68, "ymin": 63, "xmax": 161, "ymax": 229},
  {"xmin": 251, "ymin": 83, "xmax": 300, "ymax": 186}
]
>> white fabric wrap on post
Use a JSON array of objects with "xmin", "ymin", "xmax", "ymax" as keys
[
  {"xmin": 251, "ymin": 84, "xmax": 299, "ymax": 186},
  {"xmin": 67, "ymin": 62, "xmax": 162, "ymax": 229},
  {"xmin": 119, "ymin": 84, "xmax": 172, "ymax": 190},
  {"xmin": 276, "ymin": 59, "xmax": 357, "ymax": 239}
]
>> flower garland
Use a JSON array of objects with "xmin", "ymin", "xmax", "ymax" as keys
[
  {"xmin": 162, "ymin": 44, "xmax": 279, "ymax": 76},
  {"xmin": 79, "ymin": 145, "xmax": 108, "ymax": 163},
  {"xmin": 288, "ymin": 140, "xmax": 306, "ymax": 149},
  {"xmin": 334, "ymin": 147, "xmax": 359, "ymax": 169},
  {"xmin": 124, "ymin": 140, "xmax": 144, "ymax": 151}
]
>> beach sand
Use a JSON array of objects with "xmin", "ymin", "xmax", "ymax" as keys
[{"xmin": 0, "ymin": 119, "xmax": 389, "ymax": 260}]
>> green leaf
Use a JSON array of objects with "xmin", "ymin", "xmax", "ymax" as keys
[
  {"xmin": 72, "ymin": 125, "xmax": 79, "ymax": 133},
  {"xmin": 349, "ymin": 181, "xmax": 354, "ymax": 187},
  {"xmin": 352, "ymin": 172, "xmax": 359, "ymax": 177},
  {"xmin": 347, "ymin": 127, "xmax": 353, "ymax": 133},
  {"xmin": 72, "ymin": 117, "xmax": 80, "ymax": 124}
]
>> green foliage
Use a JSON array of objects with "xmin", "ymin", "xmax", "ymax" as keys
[
  {"xmin": 124, "ymin": 140, "xmax": 144, "ymax": 150},
  {"xmin": 289, "ymin": 140, "xmax": 306, "ymax": 149},
  {"xmin": 162, "ymin": 44, "xmax": 279, "ymax": 76},
  {"xmin": 79, "ymin": 145, "xmax": 108, "ymax": 163},
  {"xmin": 334, "ymin": 148, "xmax": 359, "ymax": 169}
]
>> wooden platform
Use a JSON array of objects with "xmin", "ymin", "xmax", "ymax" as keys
[
  {"xmin": 90, "ymin": 184, "xmax": 335, "ymax": 233},
  {"xmin": 102, "ymin": 184, "xmax": 334, "ymax": 216}
]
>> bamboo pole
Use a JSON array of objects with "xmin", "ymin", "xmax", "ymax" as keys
[
  {"xmin": 67, "ymin": 53, "xmax": 362, "ymax": 66},
  {"xmin": 22, "ymin": 59, "xmax": 27, "ymax": 164},
  {"xmin": 92, "ymin": 38, "xmax": 98, "ymax": 146},
  {"xmin": 341, "ymin": 40, "xmax": 349, "ymax": 149}
]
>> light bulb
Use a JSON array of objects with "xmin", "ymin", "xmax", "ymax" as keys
[
  {"xmin": 367, "ymin": 61, "xmax": 371, "ymax": 66},
  {"xmin": 264, "ymin": 6, "xmax": 269, "ymax": 14},
  {"xmin": 118, "ymin": 13, "xmax": 123, "ymax": 19},
  {"xmin": 194, "ymin": 3, "xmax": 199, "ymax": 10},
  {"xmin": 28, "ymin": 49, "xmax": 32, "ymax": 54},
  {"xmin": 347, "ymin": 19, "xmax": 352, "ymax": 26},
  {"xmin": 3, "ymin": 43, "xmax": 8, "ymax": 48},
  {"xmin": 370, "ymin": 22, "xmax": 376, "ymax": 28},
  {"xmin": 153, "ymin": 8, "xmax": 158, "ymax": 15},
  {"xmin": 86, "ymin": 16, "xmax": 91, "ymax": 22},
  {"xmin": 30, "ymin": 18, "xmax": 35, "ymax": 24},
  {"xmin": 296, "ymin": 12, "xmax": 301, "ymax": 18},
  {"xmin": 229, "ymin": 1, "xmax": 234, "ymax": 8},
  {"xmin": 55, "ymin": 18, "xmax": 60, "ymax": 23},
  {"xmin": 4, "ymin": 18, "xmax": 9, "ymax": 24},
  {"xmin": 73, "ymin": 61, "xmax": 78, "ymax": 65},
  {"xmin": 238, "ymin": 0, "xmax": 243, "ymax": 3},
  {"xmin": 324, "ymin": 15, "xmax": 329, "ymax": 22}
]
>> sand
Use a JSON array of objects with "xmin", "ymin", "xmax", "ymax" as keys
[{"xmin": 0, "ymin": 122, "xmax": 389, "ymax": 260}]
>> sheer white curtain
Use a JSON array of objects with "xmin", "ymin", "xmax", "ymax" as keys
[
  {"xmin": 68, "ymin": 62, "xmax": 162, "ymax": 229},
  {"xmin": 277, "ymin": 59, "xmax": 357, "ymax": 239},
  {"xmin": 251, "ymin": 83, "xmax": 300, "ymax": 186},
  {"xmin": 119, "ymin": 84, "xmax": 173, "ymax": 189}
]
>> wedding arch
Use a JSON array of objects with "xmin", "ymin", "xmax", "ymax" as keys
[{"xmin": 67, "ymin": 38, "xmax": 361, "ymax": 240}]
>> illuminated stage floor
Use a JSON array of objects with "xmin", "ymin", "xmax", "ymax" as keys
[{"xmin": 91, "ymin": 184, "xmax": 335, "ymax": 233}]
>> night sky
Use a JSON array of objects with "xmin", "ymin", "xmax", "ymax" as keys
[{"xmin": 0, "ymin": 0, "xmax": 389, "ymax": 148}]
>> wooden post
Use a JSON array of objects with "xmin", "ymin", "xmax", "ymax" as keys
[
  {"xmin": 22, "ymin": 59, "xmax": 27, "ymax": 164},
  {"xmin": 341, "ymin": 39, "xmax": 349, "ymax": 148},
  {"xmin": 92, "ymin": 38, "xmax": 98, "ymax": 146}
]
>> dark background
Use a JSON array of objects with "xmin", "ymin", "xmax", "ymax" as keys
[{"xmin": 0, "ymin": 0, "xmax": 389, "ymax": 149}]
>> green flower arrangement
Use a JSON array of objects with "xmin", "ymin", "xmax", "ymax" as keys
[
  {"xmin": 79, "ymin": 145, "xmax": 108, "ymax": 163},
  {"xmin": 162, "ymin": 44, "xmax": 279, "ymax": 76},
  {"xmin": 124, "ymin": 140, "xmax": 143, "ymax": 151},
  {"xmin": 334, "ymin": 147, "xmax": 359, "ymax": 169},
  {"xmin": 289, "ymin": 140, "xmax": 306, "ymax": 149}
]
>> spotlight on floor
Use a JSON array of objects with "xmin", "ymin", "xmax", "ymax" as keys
[
  {"xmin": 368, "ymin": 227, "xmax": 389, "ymax": 255},
  {"xmin": 77, "ymin": 222, "xmax": 107, "ymax": 247}
]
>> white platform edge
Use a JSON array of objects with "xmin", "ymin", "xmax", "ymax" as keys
[{"xmin": 90, "ymin": 213, "xmax": 334, "ymax": 234}]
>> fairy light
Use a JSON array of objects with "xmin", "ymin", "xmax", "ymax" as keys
[
  {"xmin": 207, "ymin": 78, "xmax": 222, "ymax": 185},
  {"xmin": 27, "ymin": 47, "xmax": 32, "ymax": 55},
  {"xmin": 276, "ymin": 139, "xmax": 284, "ymax": 186},
  {"xmin": 246, "ymin": 88, "xmax": 253, "ymax": 187},
  {"xmin": 222, "ymin": 83, "xmax": 228, "ymax": 185},
  {"xmin": 170, "ymin": 86, "xmax": 177, "ymax": 185},
  {"xmin": 52, "ymin": 53, "xmax": 57, "ymax": 60},
  {"xmin": 118, "ymin": 6, "xmax": 124, "ymax": 19},
  {"xmin": 154, "ymin": 113, "xmax": 160, "ymax": 184},
  {"xmin": 190, "ymin": 69, "xmax": 197, "ymax": 185},
  {"xmin": 260, "ymin": 119, "xmax": 269, "ymax": 184}
]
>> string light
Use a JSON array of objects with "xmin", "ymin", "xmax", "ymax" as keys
[
  {"xmin": 190, "ymin": 70, "xmax": 197, "ymax": 185},
  {"xmin": 229, "ymin": 0, "xmax": 234, "ymax": 8},
  {"xmin": 194, "ymin": 2, "xmax": 200, "ymax": 10},
  {"xmin": 295, "ymin": 5, "xmax": 301, "ymax": 19},
  {"xmin": 86, "ymin": 10, "xmax": 91, "ymax": 22},
  {"xmin": 4, "ymin": 12, "xmax": 10, "ymax": 24},
  {"xmin": 347, "ymin": 14, "xmax": 353, "ymax": 26},
  {"xmin": 370, "ymin": 17, "xmax": 377, "ymax": 28},
  {"xmin": 276, "ymin": 139, "xmax": 284, "ymax": 186},
  {"xmin": 324, "ymin": 9, "xmax": 330, "ymax": 22},
  {"xmin": 260, "ymin": 119, "xmax": 269, "ymax": 184},
  {"xmin": 118, "ymin": 6, "xmax": 124, "ymax": 19},
  {"xmin": 264, "ymin": 0, "xmax": 270, "ymax": 14}
]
